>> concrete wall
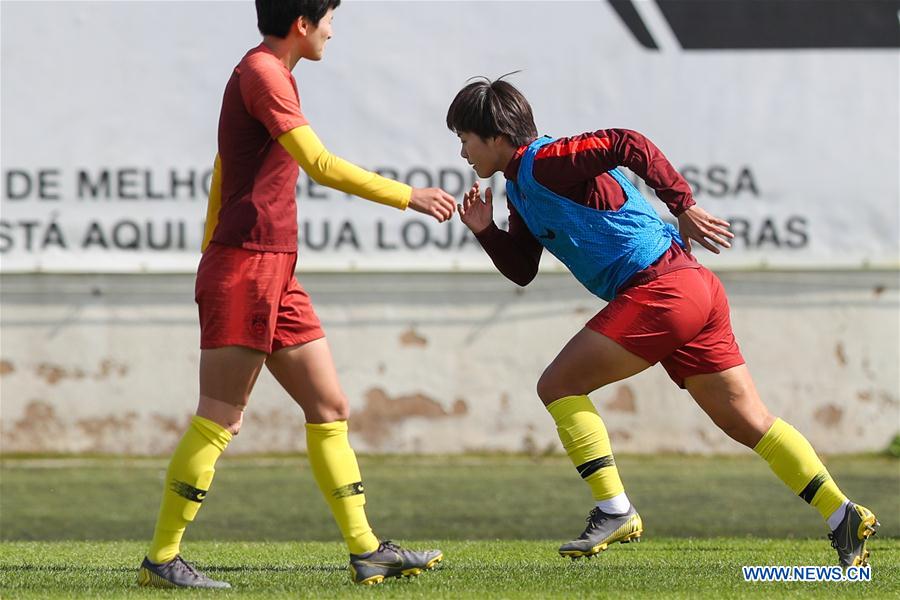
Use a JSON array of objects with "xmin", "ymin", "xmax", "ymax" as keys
[{"xmin": 1, "ymin": 270, "xmax": 897, "ymax": 455}]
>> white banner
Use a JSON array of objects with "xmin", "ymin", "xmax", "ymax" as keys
[{"xmin": 2, "ymin": 0, "xmax": 898, "ymax": 272}]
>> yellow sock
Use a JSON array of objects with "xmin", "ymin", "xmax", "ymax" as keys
[
  {"xmin": 306, "ymin": 421, "xmax": 379, "ymax": 555},
  {"xmin": 547, "ymin": 395, "xmax": 625, "ymax": 501},
  {"xmin": 754, "ymin": 418, "xmax": 848, "ymax": 521},
  {"xmin": 147, "ymin": 416, "xmax": 231, "ymax": 564}
]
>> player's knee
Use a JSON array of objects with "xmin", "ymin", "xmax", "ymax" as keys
[
  {"xmin": 537, "ymin": 370, "xmax": 570, "ymax": 405},
  {"xmin": 328, "ymin": 405, "xmax": 350, "ymax": 422},
  {"xmin": 225, "ymin": 412, "xmax": 244, "ymax": 436},
  {"xmin": 536, "ymin": 373, "xmax": 554, "ymax": 405},
  {"xmin": 537, "ymin": 368, "xmax": 598, "ymax": 405},
  {"xmin": 310, "ymin": 396, "xmax": 350, "ymax": 423},
  {"xmin": 197, "ymin": 394, "xmax": 246, "ymax": 435},
  {"xmin": 211, "ymin": 408, "xmax": 244, "ymax": 436}
]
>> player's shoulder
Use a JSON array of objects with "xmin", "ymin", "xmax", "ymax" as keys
[
  {"xmin": 237, "ymin": 44, "xmax": 289, "ymax": 79},
  {"xmin": 536, "ymin": 131, "xmax": 611, "ymax": 159}
]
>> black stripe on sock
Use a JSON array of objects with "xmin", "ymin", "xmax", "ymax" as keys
[
  {"xmin": 332, "ymin": 481, "xmax": 365, "ymax": 499},
  {"xmin": 576, "ymin": 455, "xmax": 616, "ymax": 479},
  {"xmin": 798, "ymin": 472, "xmax": 830, "ymax": 504},
  {"xmin": 170, "ymin": 480, "xmax": 208, "ymax": 503}
]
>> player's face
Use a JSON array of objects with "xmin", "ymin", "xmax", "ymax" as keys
[
  {"xmin": 305, "ymin": 8, "xmax": 334, "ymax": 61},
  {"xmin": 458, "ymin": 132, "xmax": 502, "ymax": 178}
]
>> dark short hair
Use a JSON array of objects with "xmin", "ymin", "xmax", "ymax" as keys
[
  {"xmin": 256, "ymin": 0, "xmax": 341, "ymax": 38},
  {"xmin": 446, "ymin": 75, "xmax": 537, "ymax": 147}
]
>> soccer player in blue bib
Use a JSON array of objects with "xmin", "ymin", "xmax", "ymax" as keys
[{"xmin": 445, "ymin": 77, "xmax": 878, "ymax": 568}]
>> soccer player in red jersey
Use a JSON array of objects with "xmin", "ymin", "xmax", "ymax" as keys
[
  {"xmin": 446, "ymin": 77, "xmax": 878, "ymax": 568},
  {"xmin": 138, "ymin": 1, "xmax": 452, "ymax": 588}
]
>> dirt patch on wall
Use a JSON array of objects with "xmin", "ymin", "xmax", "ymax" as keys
[
  {"xmin": 608, "ymin": 429, "xmax": 633, "ymax": 443},
  {"xmin": 34, "ymin": 359, "xmax": 128, "ymax": 385},
  {"xmin": 813, "ymin": 405, "xmax": 843, "ymax": 428},
  {"xmin": 834, "ymin": 343, "xmax": 847, "ymax": 366},
  {"xmin": 35, "ymin": 363, "xmax": 81, "ymax": 385},
  {"xmin": 2, "ymin": 400, "xmax": 68, "ymax": 452},
  {"xmin": 352, "ymin": 387, "xmax": 467, "ymax": 446},
  {"xmin": 606, "ymin": 385, "xmax": 637, "ymax": 414},
  {"xmin": 399, "ymin": 328, "xmax": 428, "ymax": 347},
  {"xmin": 76, "ymin": 413, "xmax": 139, "ymax": 453}
]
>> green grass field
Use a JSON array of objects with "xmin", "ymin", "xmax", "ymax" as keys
[{"xmin": 2, "ymin": 455, "xmax": 898, "ymax": 598}]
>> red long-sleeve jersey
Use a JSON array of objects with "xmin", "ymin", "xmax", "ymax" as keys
[{"xmin": 476, "ymin": 129, "xmax": 700, "ymax": 289}]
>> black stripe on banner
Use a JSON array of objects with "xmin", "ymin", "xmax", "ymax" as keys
[
  {"xmin": 798, "ymin": 472, "xmax": 830, "ymax": 504},
  {"xmin": 576, "ymin": 455, "xmax": 616, "ymax": 479},
  {"xmin": 608, "ymin": 0, "xmax": 658, "ymax": 50},
  {"xmin": 655, "ymin": 0, "xmax": 900, "ymax": 50}
]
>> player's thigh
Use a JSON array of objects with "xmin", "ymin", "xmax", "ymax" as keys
[
  {"xmin": 271, "ymin": 275, "xmax": 326, "ymax": 353},
  {"xmin": 265, "ymin": 337, "xmax": 348, "ymax": 424},
  {"xmin": 537, "ymin": 327, "xmax": 652, "ymax": 404},
  {"xmin": 659, "ymin": 266, "xmax": 745, "ymax": 388},
  {"xmin": 199, "ymin": 346, "xmax": 268, "ymax": 408},
  {"xmin": 539, "ymin": 269, "xmax": 713, "ymax": 404},
  {"xmin": 196, "ymin": 244, "xmax": 291, "ymax": 354},
  {"xmin": 685, "ymin": 365, "xmax": 775, "ymax": 447}
]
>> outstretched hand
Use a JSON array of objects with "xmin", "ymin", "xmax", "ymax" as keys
[
  {"xmin": 458, "ymin": 181, "xmax": 494, "ymax": 235},
  {"xmin": 677, "ymin": 205, "xmax": 734, "ymax": 254},
  {"xmin": 409, "ymin": 187, "xmax": 457, "ymax": 222}
]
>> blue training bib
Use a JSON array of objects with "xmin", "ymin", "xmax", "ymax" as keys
[{"xmin": 505, "ymin": 136, "xmax": 682, "ymax": 301}]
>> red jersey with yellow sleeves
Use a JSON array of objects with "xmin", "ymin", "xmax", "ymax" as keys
[{"xmin": 204, "ymin": 43, "xmax": 410, "ymax": 253}]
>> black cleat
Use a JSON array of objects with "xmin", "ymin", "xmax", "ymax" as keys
[
  {"xmin": 349, "ymin": 540, "xmax": 443, "ymax": 585},
  {"xmin": 137, "ymin": 555, "xmax": 231, "ymax": 589},
  {"xmin": 829, "ymin": 503, "xmax": 879, "ymax": 568},
  {"xmin": 559, "ymin": 505, "xmax": 643, "ymax": 559}
]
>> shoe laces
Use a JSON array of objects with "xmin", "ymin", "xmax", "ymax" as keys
[
  {"xmin": 378, "ymin": 540, "xmax": 402, "ymax": 553},
  {"xmin": 173, "ymin": 556, "xmax": 201, "ymax": 578},
  {"xmin": 587, "ymin": 507, "xmax": 608, "ymax": 525},
  {"xmin": 827, "ymin": 532, "xmax": 838, "ymax": 549},
  {"xmin": 577, "ymin": 507, "xmax": 608, "ymax": 539}
]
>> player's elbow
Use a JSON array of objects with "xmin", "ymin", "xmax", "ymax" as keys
[
  {"xmin": 305, "ymin": 169, "xmax": 330, "ymax": 187},
  {"xmin": 511, "ymin": 275, "xmax": 534, "ymax": 287},
  {"xmin": 508, "ymin": 268, "xmax": 538, "ymax": 287},
  {"xmin": 303, "ymin": 160, "xmax": 341, "ymax": 189},
  {"xmin": 302, "ymin": 152, "xmax": 343, "ymax": 188}
]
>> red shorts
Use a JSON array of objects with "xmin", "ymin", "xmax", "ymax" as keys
[
  {"xmin": 587, "ymin": 266, "xmax": 745, "ymax": 387},
  {"xmin": 195, "ymin": 243, "xmax": 325, "ymax": 354}
]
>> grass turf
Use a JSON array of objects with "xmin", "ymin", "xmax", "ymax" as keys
[
  {"xmin": 1, "ymin": 455, "xmax": 898, "ymax": 597},
  {"xmin": 1, "ymin": 455, "xmax": 897, "ymax": 541},
  {"xmin": 1, "ymin": 539, "xmax": 898, "ymax": 599}
]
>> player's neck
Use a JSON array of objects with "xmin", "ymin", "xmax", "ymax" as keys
[
  {"xmin": 261, "ymin": 36, "xmax": 302, "ymax": 71},
  {"xmin": 495, "ymin": 140, "xmax": 518, "ymax": 173}
]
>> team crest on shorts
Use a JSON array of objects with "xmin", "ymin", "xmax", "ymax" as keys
[{"xmin": 250, "ymin": 312, "xmax": 268, "ymax": 336}]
